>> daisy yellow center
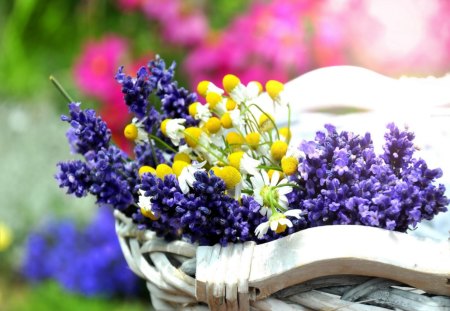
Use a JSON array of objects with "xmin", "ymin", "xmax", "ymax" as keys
[
  {"xmin": 139, "ymin": 165, "xmax": 157, "ymax": 177},
  {"xmin": 271, "ymin": 140, "xmax": 288, "ymax": 161},
  {"xmin": 174, "ymin": 152, "xmax": 191, "ymax": 163},
  {"xmin": 279, "ymin": 127, "xmax": 291, "ymax": 141},
  {"xmin": 206, "ymin": 92, "xmax": 222, "ymax": 109},
  {"xmin": 265, "ymin": 80, "xmax": 284, "ymax": 100},
  {"xmin": 226, "ymin": 132, "xmax": 245, "ymax": 146},
  {"xmin": 211, "ymin": 166, "xmax": 241, "ymax": 189},
  {"xmin": 160, "ymin": 119, "xmax": 170, "ymax": 136},
  {"xmin": 221, "ymin": 112, "xmax": 233, "ymax": 129},
  {"xmin": 172, "ymin": 160, "xmax": 189, "ymax": 177},
  {"xmin": 245, "ymin": 132, "xmax": 260, "ymax": 149},
  {"xmin": 183, "ymin": 127, "xmax": 203, "ymax": 147},
  {"xmin": 275, "ymin": 222, "xmax": 287, "ymax": 233},
  {"xmin": 124, "ymin": 124, "xmax": 138, "ymax": 141},
  {"xmin": 260, "ymin": 186, "xmax": 279, "ymax": 208},
  {"xmin": 259, "ymin": 113, "xmax": 275, "ymax": 131},
  {"xmin": 188, "ymin": 102, "xmax": 199, "ymax": 118},
  {"xmin": 281, "ymin": 156, "xmax": 298, "ymax": 176},
  {"xmin": 197, "ymin": 80, "xmax": 210, "ymax": 97},
  {"xmin": 228, "ymin": 151, "xmax": 244, "ymax": 170},
  {"xmin": 225, "ymin": 98, "xmax": 237, "ymax": 111},
  {"xmin": 223, "ymin": 74, "xmax": 240, "ymax": 93},
  {"xmin": 141, "ymin": 207, "xmax": 159, "ymax": 221},
  {"xmin": 156, "ymin": 164, "xmax": 173, "ymax": 179},
  {"xmin": 205, "ymin": 117, "xmax": 221, "ymax": 134}
]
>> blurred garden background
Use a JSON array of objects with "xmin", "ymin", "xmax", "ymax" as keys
[{"xmin": 1, "ymin": 0, "xmax": 450, "ymax": 310}]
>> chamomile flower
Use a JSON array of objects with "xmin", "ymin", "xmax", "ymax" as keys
[
  {"xmin": 124, "ymin": 118, "xmax": 147, "ymax": 144},
  {"xmin": 188, "ymin": 102, "xmax": 211, "ymax": 125},
  {"xmin": 137, "ymin": 189, "xmax": 158, "ymax": 220},
  {"xmin": 178, "ymin": 161, "xmax": 206, "ymax": 194},
  {"xmin": 250, "ymin": 170, "xmax": 293, "ymax": 216},
  {"xmin": 223, "ymin": 74, "xmax": 248, "ymax": 103},
  {"xmin": 255, "ymin": 210, "xmax": 304, "ymax": 239},
  {"xmin": 160, "ymin": 118, "xmax": 186, "ymax": 146},
  {"xmin": 197, "ymin": 80, "xmax": 224, "ymax": 98},
  {"xmin": 265, "ymin": 80, "xmax": 287, "ymax": 105},
  {"xmin": 228, "ymin": 152, "xmax": 261, "ymax": 176}
]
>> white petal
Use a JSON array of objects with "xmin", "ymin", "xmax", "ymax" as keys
[
  {"xmin": 278, "ymin": 218, "xmax": 293, "ymax": 227},
  {"xmin": 284, "ymin": 209, "xmax": 304, "ymax": 219},
  {"xmin": 255, "ymin": 222, "xmax": 269, "ymax": 239},
  {"xmin": 271, "ymin": 171, "xmax": 280, "ymax": 186},
  {"xmin": 270, "ymin": 219, "xmax": 279, "ymax": 231}
]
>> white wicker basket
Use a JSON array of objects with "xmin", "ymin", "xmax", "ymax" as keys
[{"xmin": 114, "ymin": 210, "xmax": 450, "ymax": 311}]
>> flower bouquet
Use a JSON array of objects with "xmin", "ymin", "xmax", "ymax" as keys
[{"xmin": 56, "ymin": 56, "xmax": 450, "ymax": 310}]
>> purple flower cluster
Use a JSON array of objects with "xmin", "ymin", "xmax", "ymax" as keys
[
  {"xmin": 291, "ymin": 123, "xmax": 448, "ymax": 231},
  {"xmin": 61, "ymin": 102, "xmax": 111, "ymax": 155},
  {"xmin": 21, "ymin": 207, "xmax": 141, "ymax": 297},
  {"xmin": 136, "ymin": 171, "xmax": 262, "ymax": 246},
  {"xmin": 56, "ymin": 145, "xmax": 139, "ymax": 212}
]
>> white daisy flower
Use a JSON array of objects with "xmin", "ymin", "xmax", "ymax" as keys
[
  {"xmin": 124, "ymin": 118, "xmax": 148, "ymax": 144},
  {"xmin": 239, "ymin": 153, "xmax": 261, "ymax": 176},
  {"xmin": 192, "ymin": 103, "xmax": 212, "ymax": 125},
  {"xmin": 161, "ymin": 118, "xmax": 185, "ymax": 146},
  {"xmin": 250, "ymin": 170, "xmax": 293, "ymax": 216},
  {"xmin": 255, "ymin": 209, "xmax": 304, "ymax": 239},
  {"xmin": 178, "ymin": 161, "xmax": 206, "ymax": 194},
  {"xmin": 137, "ymin": 189, "xmax": 158, "ymax": 220}
]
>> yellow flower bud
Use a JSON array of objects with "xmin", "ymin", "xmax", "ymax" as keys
[
  {"xmin": 271, "ymin": 140, "xmax": 288, "ymax": 161},
  {"xmin": 197, "ymin": 80, "xmax": 210, "ymax": 97},
  {"xmin": 183, "ymin": 127, "xmax": 203, "ymax": 148},
  {"xmin": 226, "ymin": 132, "xmax": 245, "ymax": 147},
  {"xmin": 156, "ymin": 164, "xmax": 173, "ymax": 179},
  {"xmin": 259, "ymin": 113, "xmax": 275, "ymax": 131},
  {"xmin": 141, "ymin": 208, "xmax": 159, "ymax": 221},
  {"xmin": 188, "ymin": 102, "xmax": 200, "ymax": 118},
  {"xmin": 205, "ymin": 92, "xmax": 222, "ymax": 109},
  {"xmin": 139, "ymin": 165, "xmax": 157, "ymax": 177},
  {"xmin": 223, "ymin": 74, "xmax": 240, "ymax": 93},
  {"xmin": 245, "ymin": 132, "xmax": 261, "ymax": 149},
  {"xmin": 174, "ymin": 152, "xmax": 191, "ymax": 163},
  {"xmin": 160, "ymin": 119, "xmax": 170, "ymax": 137},
  {"xmin": 211, "ymin": 166, "xmax": 241, "ymax": 189},
  {"xmin": 279, "ymin": 127, "xmax": 291, "ymax": 142},
  {"xmin": 124, "ymin": 123, "xmax": 138, "ymax": 141},
  {"xmin": 267, "ymin": 169, "xmax": 284, "ymax": 181},
  {"xmin": 205, "ymin": 117, "xmax": 221, "ymax": 134},
  {"xmin": 172, "ymin": 160, "xmax": 189, "ymax": 177},
  {"xmin": 221, "ymin": 112, "xmax": 233, "ymax": 129},
  {"xmin": 225, "ymin": 98, "xmax": 237, "ymax": 111},
  {"xmin": 228, "ymin": 151, "xmax": 244, "ymax": 170},
  {"xmin": 281, "ymin": 156, "xmax": 299, "ymax": 175},
  {"xmin": 265, "ymin": 80, "xmax": 284, "ymax": 101}
]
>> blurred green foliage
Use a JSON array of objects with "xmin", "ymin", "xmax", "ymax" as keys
[
  {"xmin": 0, "ymin": 0, "xmax": 249, "ymax": 103},
  {"xmin": 1, "ymin": 280, "xmax": 149, "ymax": 311}
]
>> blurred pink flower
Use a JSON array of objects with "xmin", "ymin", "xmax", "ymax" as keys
[
  {"xmin": 184, "ymin": 0, "xmax": 314, "ymax": 89},
  {"xmin": 139, "ymin": 0, "xmax": 208, "ymax": 46},
  {"xmin": 74, "ymin": 36, "xmax": 129, "ymax": 102},
  {"xmin": 117, "ymin": 0, "xmax": 141, "ymax": 11}
]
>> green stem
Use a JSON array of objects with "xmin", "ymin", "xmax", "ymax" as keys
[
  {"xmin": 149, "ymin": 134, "xmax": 177, "ymax": 153},
  {"xmin": 49, "ymin": 75, "xmax": 74, "ymax": 103}
]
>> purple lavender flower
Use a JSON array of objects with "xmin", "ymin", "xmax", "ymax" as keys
[
  {"xmin": 291, "ymin": 123, "xmax": 449, "ymax": 232},
  {"xmin": 61, "ymin": 102, "xmax": 111, "ymax": 155},
  {"xmin": 21, "ymin": 207, "xmax": 141, "ymax": 297}
]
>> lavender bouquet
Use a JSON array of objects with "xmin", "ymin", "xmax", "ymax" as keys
[{"xmin": 56, "ymin": 56, "xmax": 449, "ymax": 247}]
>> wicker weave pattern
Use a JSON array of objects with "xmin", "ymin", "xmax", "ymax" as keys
[{"xmin": 114, "ymin": 210, "xmax": 450, "ymax": 311}]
